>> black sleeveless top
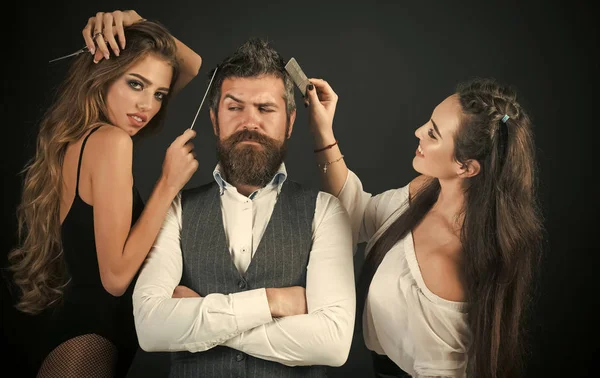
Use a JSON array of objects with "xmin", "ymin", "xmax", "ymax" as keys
[{"xmin": 44, "ymin": 126, "xmax": 145, "ymax": 376}]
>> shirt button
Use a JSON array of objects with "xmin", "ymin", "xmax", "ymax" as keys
[
  {"xmin": 238, "ymin": 280, "xmax": 247, "ymax": 289},
  {"xmin": 236, "ymin": 353, "xmax": 245, "ymax": 362}
]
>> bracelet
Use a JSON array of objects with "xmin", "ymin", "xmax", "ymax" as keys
[
  {"xmin": 314, "ymin": 140, "xmax": 338, "ymax": 153},
  {"xmin": 318, "ymin": 155, "xmax": 344, "ymax": 173}
]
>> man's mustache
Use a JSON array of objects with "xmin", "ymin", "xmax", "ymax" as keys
[{"xmin": 227, "ymin": 129, "xmax": 273, "ymax": 146}]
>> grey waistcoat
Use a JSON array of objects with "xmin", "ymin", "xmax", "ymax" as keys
[{"xmin": 170, "ymin": 180, "xmax": 327, "ymax": 378}]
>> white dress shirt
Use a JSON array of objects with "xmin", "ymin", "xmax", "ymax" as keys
[
  {"xmin": 338, "ymin": 170, "xmax": 471, "ymax": 378},
  {"xmin": 133, "ymin": 163, "xmax": 356, "ymax": 367}
]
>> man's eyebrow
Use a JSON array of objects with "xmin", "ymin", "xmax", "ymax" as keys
[
  {"xmin": 224, "ymin": 94, "xmax": 244, "ymax": 103},
  {"xmin": 255, "ymin": 101, "xmax": 278, "ymax": 107},
  {"xmin": 223, "ymin": 95, "xmax": 279, "ymax": 108}
]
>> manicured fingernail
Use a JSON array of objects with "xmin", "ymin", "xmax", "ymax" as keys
[
  {"xmin": 93, "ymin": 59, "xmax": 99, "ymax": 64},
  {"xmin": 104, "ymin": 53, "xmax": 110, "ymax": 60},
  {"xmin": 90, "ymin": 48, "xmax": 95, "ymax": 55},
  {"xmin": 307, "ymin": 84, "xmax": 314, "ymax": 91}
]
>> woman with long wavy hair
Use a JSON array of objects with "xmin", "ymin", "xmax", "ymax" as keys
[
  {"xmin": 304, "ymin": 77, "xmax": 543, "ymax": 377},
  {"xmin": 8, "ymin": 10, "xmax": 201, "ymax": 377}
]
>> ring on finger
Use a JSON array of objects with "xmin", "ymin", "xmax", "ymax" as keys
[{"xmin": 93, "ymin": 31, "xmax": 104, "ymax": 40}]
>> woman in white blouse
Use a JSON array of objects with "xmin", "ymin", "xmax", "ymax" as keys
[{"xmin": 303, "ymin": 77, "xmax": 543, "ymax": 378}]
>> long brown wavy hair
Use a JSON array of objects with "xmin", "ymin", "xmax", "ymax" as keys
[
  {"xmin": 357, "ymin": 77, "xmax": 544, "ymax": 378},
  {"xmin": 8, "ymin": 21, "xmax": 180, "ymax": 315}
]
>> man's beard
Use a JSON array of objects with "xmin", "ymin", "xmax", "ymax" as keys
[{"xmin": 217, "ymin": 128, "xmax": 287, "ymax": 188}]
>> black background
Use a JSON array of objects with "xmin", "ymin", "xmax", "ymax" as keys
[{"xmin": 2, "ymin": 1, "xmax": 596, "ymax": 377}]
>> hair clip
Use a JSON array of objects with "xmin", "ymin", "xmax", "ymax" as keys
[{"xmin": 501, "ymin": 114, "xmax": 510, "ymax": 123}]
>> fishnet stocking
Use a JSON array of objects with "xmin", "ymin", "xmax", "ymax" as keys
[{"xmin": 37, "ymin": 333, "xmax": 118, "ymax": 378}]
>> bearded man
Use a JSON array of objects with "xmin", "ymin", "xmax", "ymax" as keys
[{"xmin": 132, "ymin": 37, "xmax": 356, "ymax": 378}]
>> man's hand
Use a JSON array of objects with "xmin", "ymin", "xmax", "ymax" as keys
[
  {"xmin": 265, "ymin": 286, "xmax": 307, "ymax": 317},
  {"xmin": 172, "ymin": 285, "xmax": 201, "ymax": 298}
]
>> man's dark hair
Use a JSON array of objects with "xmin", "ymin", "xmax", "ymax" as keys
[{"xmin": 207, "ymin": 37, "xmax": 296, "ymax": 118}]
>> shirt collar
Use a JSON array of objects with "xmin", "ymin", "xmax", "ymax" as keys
[{"xmin": 213, "ymin": 162, "xmax": 287, "ymax": 196}]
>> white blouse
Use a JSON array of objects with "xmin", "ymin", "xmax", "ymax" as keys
[{"xmin": 338, "ymin": 170, "xmax": 471, "ymax": 378}]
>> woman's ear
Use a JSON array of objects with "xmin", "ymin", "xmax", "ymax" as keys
[{"xmin": 456, "ymin": 159, "xmax": 481, "ymax": 178}]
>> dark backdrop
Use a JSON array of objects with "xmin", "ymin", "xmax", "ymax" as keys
[{"xmin": 2, "ymin": 1, "xmax": 596, "ymax": 377}]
